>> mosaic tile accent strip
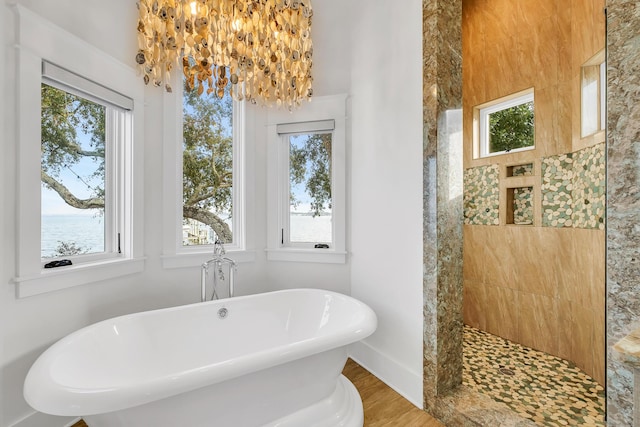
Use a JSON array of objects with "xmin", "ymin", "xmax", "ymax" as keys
[
  {"xmin": 513, "ymin": 187, "xmax": 533, "ymax": 225},
  {"xmin": 512, "ymin": 163, "xmax": 534, "ymax": 177},
  {"xmin": 541, "ymin": 144, "xmax": 606, "ymax": 230},
  {"xmin": 464, "ymin": 165, "xmax": 500, "ymax": 225},
  {"xmin": 572, "ymin": 143, "xmax": 605, "ymax": 230},
  {"xmin": 463, "ymin": 326, "xmax": 605, "ymax": 427},
  {"xmin": 541, "ymin": 153, "xmax": 574, "ymax": 228}
]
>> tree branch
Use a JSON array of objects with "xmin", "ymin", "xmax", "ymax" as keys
[
  {"xmin": 62, "ymin": 140, "xmax": 103, "ymax": 158},
  {"xmin": 183, "ymin": 205, "xmax": 232, "ymax": 243},
  {"xmin": 184, "ymin": 182, "xmax": 232, "ymax": 206},
  {"xmin": 76, "ymin": 149, "xmax": 103, "ymax": 157},
  {"xmin": 49, "ymin": 138, "xmax": 104, "ymax": 159},
  {"xmin": 41, "ymin": 171, "xmax": 104, "ymax": 209}
]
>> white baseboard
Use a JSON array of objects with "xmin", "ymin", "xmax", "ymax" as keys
[
  {"xmin": 348, "ymin": 340, "xmax": 423, "ymax": 409},
  {"xmin": 10, "ymin": 411, "xmax": 78, "ymax": 427}
]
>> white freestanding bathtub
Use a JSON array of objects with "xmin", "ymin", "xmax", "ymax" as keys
[{"xmin": 24, "ymin": 289, "xmax": 377, "ymax": 427}]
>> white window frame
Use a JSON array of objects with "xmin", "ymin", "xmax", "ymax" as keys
[
  {"xmin": 277, "ymin": 123, "xmax": 335, "ymax": 249},
  {"xmin": 13, "ymin": 6, "xmax": 145, "ymax": 298},
  {"xmin": 580, "ymin": 49, "xmax": 606, "ymax": 139},
  {"xmin": 41, "ymin": 62, "xmax": 129, "ymax": 264},
  {"xmin": 161, "ymin": 76, "xmax": 255, "ymax": 269},
  {"xmin": 477, "ymin": 89, "xmax": 535, "ymax": 158},
  {"xmin": 266, "ymin": 95, "xmax": 347, "ymax": 264}
]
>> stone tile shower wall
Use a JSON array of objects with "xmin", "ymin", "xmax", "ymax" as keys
[
  {"xmin": 461, "ymin": 0, "xmax": 606, "ymax": 388},
  {"xmin": 463, "ymin": 144, "xmax": 606, "ymax": 385},
  {"xmin": 427, "ymin": 0, "xmax": 637, "ymax": 424}
]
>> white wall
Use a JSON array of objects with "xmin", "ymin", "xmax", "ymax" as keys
[
  {"xmin": 348, "ymin": 0, "xmax": 424, "ymax": 408},
  {"xmin": 262, "ymin": 0, "xmax": 352, "ymax": 294},
  {"xmin": 0, "ymin": 0, "xmax": 424, "ymax": 425},
  {"xmin": 0, "ymin": 1, "xmax": 353, "ymax": 426},
  {"xmin": 0, "ymin": 4, "xmax": 205, "ymax": 425},
  {"xmin": 1, "ymin": 3, "xmax": 7, "ymax": 425}
]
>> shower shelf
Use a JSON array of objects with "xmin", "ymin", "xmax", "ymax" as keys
[
  {"xmin": 506, "ymin": 186, "xmax": 534, "ymax": 226},
  {"xmin": 502, "ymin": 162, "xmax": 538, "ymax": 226},
  {"xmin": 506, "ymin": 162, "xmax": 534, "ymax": 178}
]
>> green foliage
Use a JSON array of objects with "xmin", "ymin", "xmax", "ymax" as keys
[
  {"xmin": 289, "ymin": 133, "xmax": 332, "ymax": 217},
  {"xmin": 41, "ymin": 84, "xmax": 106, "ymax": 199},
  {"xmin": 53, "ymin": 241, "xmax": 89, "ymax": 257},
  {"xmin": 41, "ymin": 80, "xmax": 333, "ymax": 244},
  {"xmin": 40, "ymin": 81, "xmax": 235, "ymax": 243},
  {"xmin": 182, "ymin": 85, "xmax": 233, "ymax": 240},
  {"xmin": 489, "ymin": 101, "xmax": 534, "ymax": 153}
]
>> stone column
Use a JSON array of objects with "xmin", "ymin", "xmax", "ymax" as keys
[
  {"xmin": 606, "ymin": 1, "xmax": 640, "ymax": 425},
  {"xmin": 422, "ymin": 0, "xmax": 464, "ymax": 411}
]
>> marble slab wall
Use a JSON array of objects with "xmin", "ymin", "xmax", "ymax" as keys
[
  {"xmin": 422, "ymin": 0, "xmax": 463, "ymax": 414},
  {"xmin": 605, "ymin": 1, "xmax": 640, "ymax": 425}
]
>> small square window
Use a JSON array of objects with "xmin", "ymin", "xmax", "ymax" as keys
[{"xmin": 477, "ymin": 90, "xmax": 535, "ymax": 158}]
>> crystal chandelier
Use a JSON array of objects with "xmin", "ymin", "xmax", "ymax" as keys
[{"xmin": 136, "ymin": 0, "xmax": 314, "ymax": 108}]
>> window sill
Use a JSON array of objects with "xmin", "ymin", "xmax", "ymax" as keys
[
  {"xmin": 13, "ymin": 257, "xmax": 146, "ymax": 298},
  {"xmin": 479, "ymin": 145, "xmax": 535, "ymax": 159},
  {"xmin": 266, "ymin": 248, "xmax": 347, "ymax": 264},
  {"xmin": 161, "ymin": 250, "xmax": 256, "ymax": 269}
]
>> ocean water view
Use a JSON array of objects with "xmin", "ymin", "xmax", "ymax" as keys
[
  {"xmin": 42, "ymin": 213, "xmax": 331, "ymax": 258},
  {"xmin": 290, "ymin": 214, "xmax": 332, "ymax": 243},
  {"xmin": 41, "ymin": 215, "xmax": 105, "ymax": 258}
]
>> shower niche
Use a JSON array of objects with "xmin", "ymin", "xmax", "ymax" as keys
[
  {"xmin": 504, "ymin": 162, "xmax": 536, "ymax": 226},
  {"xmin": 506, "ymin": 187, "xmax": 533, "ymax": 225}
]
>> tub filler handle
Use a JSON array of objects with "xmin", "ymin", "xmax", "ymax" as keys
[{"xmin": 201, "ymin": 239, "xmax": 237, "ymax": 302}]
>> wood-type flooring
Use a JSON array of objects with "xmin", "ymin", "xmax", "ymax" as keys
[{"xmin": 343, "ymin": 358, "xmax": 443, "ymax": 427}]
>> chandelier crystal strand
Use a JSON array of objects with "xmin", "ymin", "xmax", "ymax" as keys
[{"xmin": 136, "ymin": 0, "xmax": 313, "ymax": 109}]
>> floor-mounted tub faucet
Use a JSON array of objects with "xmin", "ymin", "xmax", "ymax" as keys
[{"xmin": 201, "ymin": 239, "xmax": 237, "ymax": 302}]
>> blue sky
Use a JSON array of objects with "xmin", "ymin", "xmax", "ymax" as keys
[
  {"xmin": 289, "ymin": 134, "xmax": 331, "ymax": 214},
  {"xmin": 41, "ymin": 128, "xmax": 104, "ymax": 216}
]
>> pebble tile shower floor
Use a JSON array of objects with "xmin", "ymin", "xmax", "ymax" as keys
[{"xmin": 463, "ymin": 326, "xmax": 605, "ymax": 426}]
